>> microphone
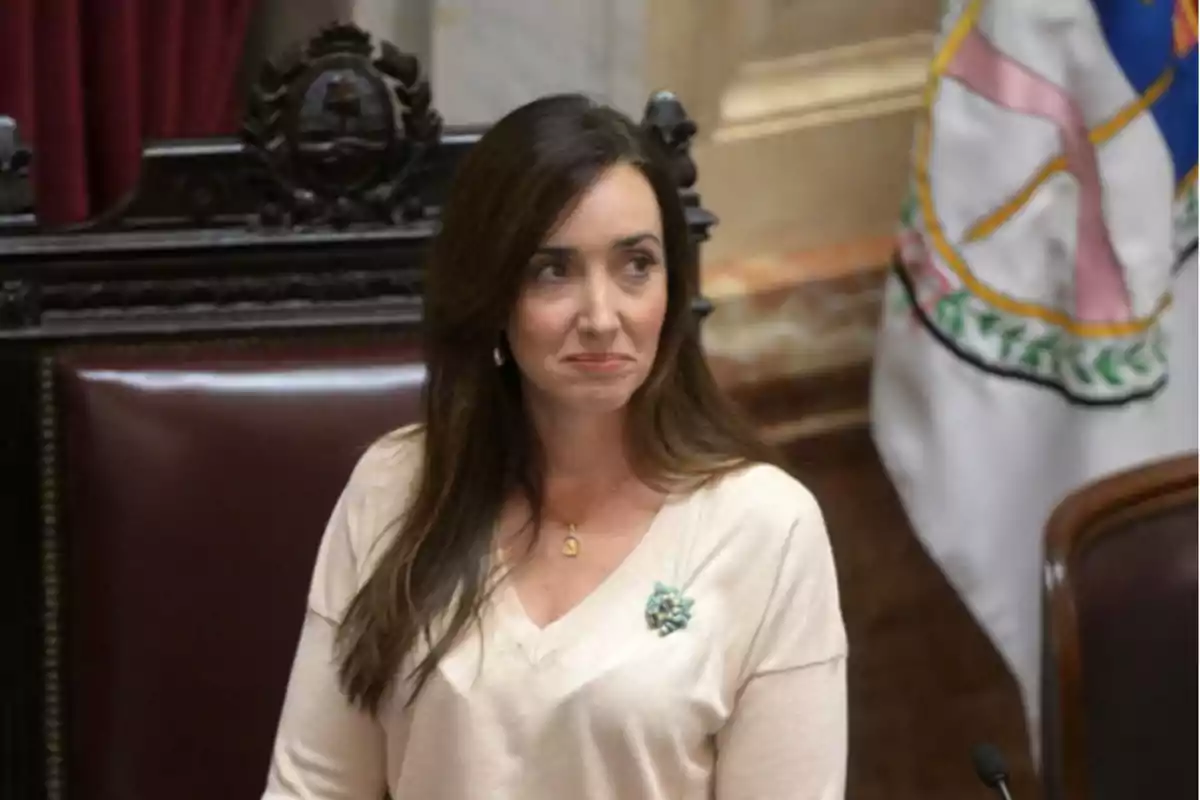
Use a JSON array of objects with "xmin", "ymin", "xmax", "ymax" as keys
[{"xmin": 971, "ymin": 743, "xmax": 1015, "ymax": 800}]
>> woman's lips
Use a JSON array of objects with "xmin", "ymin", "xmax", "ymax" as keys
[{"xmin": 564, "ymin": 353, "xmax": 633, "ymax": 371}]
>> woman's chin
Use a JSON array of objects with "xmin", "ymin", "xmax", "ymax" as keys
[{"xmin": 547, "ymin": 385, "xmax": 637, "ymax": 415}]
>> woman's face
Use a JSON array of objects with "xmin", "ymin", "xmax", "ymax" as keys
[{"xmin": 506, "ymin": 163, "xmax": 669, "ymax": 417}]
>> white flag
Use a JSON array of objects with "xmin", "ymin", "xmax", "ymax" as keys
[{"xmin": 871, "ymin": 0, "xmax": 1198, "ymax": 750}]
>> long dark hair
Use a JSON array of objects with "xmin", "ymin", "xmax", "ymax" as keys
[{"xmin": 336, "ymin": 94, "xmax": 779, "ymax": 712}]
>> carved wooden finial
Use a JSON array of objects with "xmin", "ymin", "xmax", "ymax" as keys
[
  {"xmin": 640, "ymin": 90, "xmax": 717, "ymax": 250},
  {"xmin": 641, "ymin": 90, "xmax": 699, "ymax": 191},
  {"xmin": 639, "ymin": 93, "xmax": 716, "ymax": 320}
]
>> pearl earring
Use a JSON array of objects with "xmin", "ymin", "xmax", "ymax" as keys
[{"xmin": 493, "ymin": 347, "xmax": 505, "ymax": 366}]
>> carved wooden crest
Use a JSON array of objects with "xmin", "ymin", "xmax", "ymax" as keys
[{"xmin": 241, "ymin": 23, "xmax": 442, "ymax": 229}]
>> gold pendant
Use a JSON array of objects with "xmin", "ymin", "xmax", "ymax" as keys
[{"xmin": 561, "ymin": 524, "xmax": 580, "ymax": 558}]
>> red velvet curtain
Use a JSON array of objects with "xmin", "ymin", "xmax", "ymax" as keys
[{"xmin": 0, "ymin": 0, "xmax": 257, "ymax": 225}]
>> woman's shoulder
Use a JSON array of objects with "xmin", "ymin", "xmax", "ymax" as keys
[
  {"xmin": 307, "ymin": 424, "xmax": 427, "ymax": 619},
  {"xmin": 684, "ymin": 461, "xmax": 829, "ymax": 572},
  {"xmin": 346, "ymin": 422, "xmax": 426, "ymax": 492},
  {"xmin": 700, "ymin": 461, "xmax": 822, "ymax": 532},
  {"xmin": 688, "ymin": 462, "xmax": 845, "ymax": 670},
  {"xmin": 699, "ymin": 463, "xmax": 846, "ymax": 673},
  {"xmin": 339, "ymin": 423, "xmax": 426, "ymax": 564}
]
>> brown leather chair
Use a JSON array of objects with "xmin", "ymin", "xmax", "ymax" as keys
[
  {"xmin": 1042, "ymin": 453, "xmax": 1198, "ymax": 800},
  {"xmin": 53, "ymin": 338, "xmax": 424, "ymax": 800}
]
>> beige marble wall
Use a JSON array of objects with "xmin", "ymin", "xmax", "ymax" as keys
[
  {"xmin": 645, "ymin": 0, "xmax": 942, "ymax": 389},
  {"xmin": 353, "ymin": 0, "xmax": 433, "ymax": 66},
  {"xmin": 430, "ymin": 0, "xmax": 649, "ymax": 125},
  {"xmin": 650, "ymin": 0, "xmax": 939, "ymax": 262},
  {"xmin": 243, "ymin": 0, "xmax": 431, "ymax": 96}
]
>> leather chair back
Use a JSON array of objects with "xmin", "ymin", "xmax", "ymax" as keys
[
  {"xmin": 54, "ymin": 338, "xmax": 424, "ymax": 800},
  {"xmin": 1043, "ymin": 454, "xmax": 1198, "ymax": 800}
]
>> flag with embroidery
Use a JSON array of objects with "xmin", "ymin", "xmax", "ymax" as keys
[{"xmin": 871, "ymin": 0, "xmax": 1197, "ymax": 752}]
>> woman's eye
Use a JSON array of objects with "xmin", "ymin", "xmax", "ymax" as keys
[
  {"xmin": 625, "ymin": 253, "xmax": 658, "ymax": 276},
  {"xmin": 531, "ymin": 261, "xmax": 569, "ymax": 281}
]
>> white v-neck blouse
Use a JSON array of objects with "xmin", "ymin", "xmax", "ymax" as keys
[{"xmin": 264, "ymin": 426, "xmax": 848, "ymax": 800}]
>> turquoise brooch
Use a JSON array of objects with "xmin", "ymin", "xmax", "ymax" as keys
[{"xmin": 645, "ymin": 582, "xmax": 694, "ymax": 636}]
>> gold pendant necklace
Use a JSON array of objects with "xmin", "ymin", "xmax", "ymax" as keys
[{"xmin": 561, "ymin": 523, "xmax": 581, "ymax": 558}]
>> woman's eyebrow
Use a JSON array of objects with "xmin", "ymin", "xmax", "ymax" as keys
[
  {"xmin": 534, "ymin": 232, "xmax": 662, "ymax": 258},
  {"xmin": 613, "ymin": 232, "xmax": 662, "ymax": 248},
  {"xmin": 532, "ymin": 245, "xmax": 574, "ymax": 258}
]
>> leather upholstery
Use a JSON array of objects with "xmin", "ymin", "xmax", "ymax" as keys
[
  {"xmin": 55, "ymin": 338, "xmax": 425, "ymax": 800},
  {"xmin": 1072, "ymin": 503, "xmax": 1197, "ymax": 800}
]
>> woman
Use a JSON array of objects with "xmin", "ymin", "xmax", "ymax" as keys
[{"xmin": 264, "ymin": 94, "xmax": 847, "ymax": 799}]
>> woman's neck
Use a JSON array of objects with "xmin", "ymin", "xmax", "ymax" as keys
[{"xmin": 529, "ymin": 405, "xmax": 637, "ymax": 498}]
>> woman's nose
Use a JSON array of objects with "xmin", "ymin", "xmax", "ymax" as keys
[{"xmin": 578, "ymin": 271, "xmax": 620, "ymax": 335}]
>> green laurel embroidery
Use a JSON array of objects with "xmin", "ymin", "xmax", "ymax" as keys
[
  {"xmin": 935, "ymin": 290, "xmax": 970, "ymax": 337},
  {"xmin": 1019, "ymin": 333, "xmax": 1059, "ymax": 371},
  {"xmin": 912, "ymin": 286, "xmax": 1169, "ymax": 393},
  {"xmin": 892, "ymin": 232, "xmax": 1171, "ymax": 398},
  {"xmin": 998, "ymin": 324, "xmax": 1026, "ymax": 361},
  {"xmin": 1151, "ymin": 327, "xmax": 1168, "ymax": 363},
  {"xmin": 976, "ymin": 310, "xmax": 1002, "ymax": 334},
  {"xmin": 1124, "ymin": 341, "xmax": 1150, "ymax": 375},
  {"xmin": 1093, "ymin": 348, "xmax": 1123, "ymax": 386},
  {"xmin": 1061, "ymin": 343, "xmax": 1091, "ymax": 386}
]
